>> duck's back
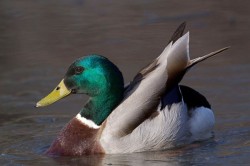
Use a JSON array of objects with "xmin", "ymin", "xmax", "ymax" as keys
[{"xmin": 100, "ymin": 85, "xmax": 214, "ymax": 154}]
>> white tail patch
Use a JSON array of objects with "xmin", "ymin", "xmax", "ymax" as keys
[
  {"xmin": 76, "ymin": 113, "xmax": 100, "ymax": 129},
  {"xmin": 189, "ymin": 107, "xmax": 215, "ymax": 141}
]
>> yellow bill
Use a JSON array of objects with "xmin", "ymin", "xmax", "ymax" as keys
[{"xmin": 36, "ymin": 79, "xmax": 71, "ymax": 107}]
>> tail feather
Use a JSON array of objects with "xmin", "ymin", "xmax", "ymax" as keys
[{"xmin": 186, "ymin": 47, "xmax": 230, "ymax": 70}]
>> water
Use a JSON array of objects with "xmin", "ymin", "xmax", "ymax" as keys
[{"xmin": 0, "ymin": 0, "xmax": 250, "ymax": 165}]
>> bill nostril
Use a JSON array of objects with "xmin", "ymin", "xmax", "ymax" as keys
[{"xmin": 56, "ymin": 87, "xmax": 60, "ymax": 90}]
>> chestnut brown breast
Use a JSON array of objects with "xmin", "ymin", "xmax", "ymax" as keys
[{"xmin": 45, "ymin": 117, "xmax": 105, "ymax": 156}]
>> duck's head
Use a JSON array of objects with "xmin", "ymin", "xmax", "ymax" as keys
[{"xmin": 36, "ymin": 55, "xmax": 124, "ymax": 107}]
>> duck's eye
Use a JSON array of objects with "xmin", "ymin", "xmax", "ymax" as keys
[{"xmin": 75, "ymin": 66, "xmax": 84, "ymax": 75}]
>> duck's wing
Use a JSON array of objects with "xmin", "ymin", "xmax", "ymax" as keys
[
  {"xmin": 104, "ymin": 24, "xmax": 229, "ymax": 138},
  {"xmin": 103, "ymin": 23, "xmax": 188, "ymax": 137},
  {"xmin": 124, "ymin": 22, "xmax": 187, "ymax": 100},
  {"xmin": 168, "ymin": 22, "xmax": 186, "ymax": 44}
]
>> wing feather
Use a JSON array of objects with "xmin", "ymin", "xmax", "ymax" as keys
[
  {"xmin": 105, "ymin": 34, "xmax": 190, "ymax": 137},
  {"xmin": 102, "ymin": 23, "xmax": 229, "ymax": 138}
]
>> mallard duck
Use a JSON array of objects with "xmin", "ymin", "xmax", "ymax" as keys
[{"xmin": 36, "ymin": 23, "xmax": 229, "ymax": 156}]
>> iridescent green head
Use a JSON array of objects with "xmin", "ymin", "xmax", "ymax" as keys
[
  {"xmin": 64, "ymin": 55, "xmax": 124, "ymax": 96},
  {"xmin": 36, "ymin": 55, "xmax": 124, "ymax": 125}
]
